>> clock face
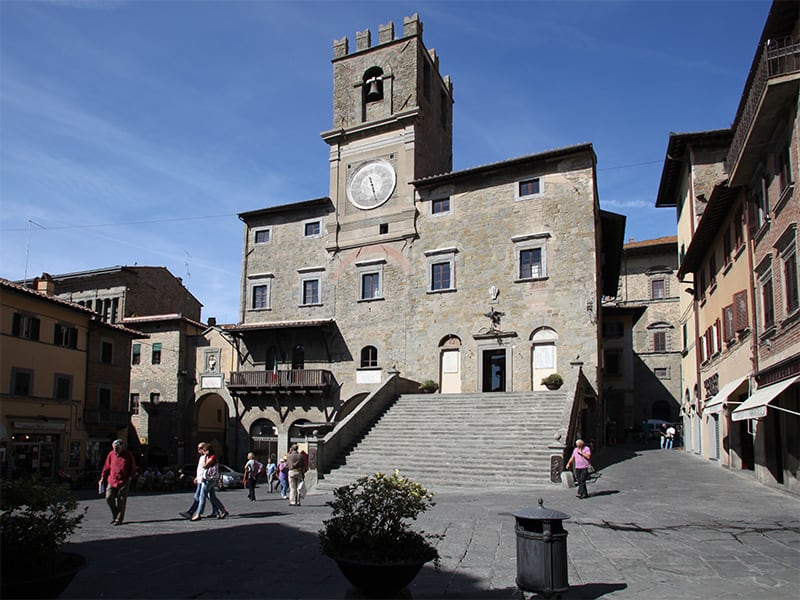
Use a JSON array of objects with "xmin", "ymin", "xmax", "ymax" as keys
[{"xmin": 347, "ymin": 159, "xmax": 397, "ymax": 209}]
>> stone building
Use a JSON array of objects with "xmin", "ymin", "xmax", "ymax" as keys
[
  {"xmin": 656, "ymin": 0, "xmax": 799, "ymax": 494},
  {"xmin": 41, "ymin": 266, "xmax": 205, "ymax": 467},
  {"xmin": 1, "ymin": 277, "xmax": 141, "ymax": 479},
  {"xmin": 602, "ymin": 237, "xmax": 682, "ymax": 440},
  {"xmin": 227, "ymin": 14, "xmax": 624, "ymax": 475}
]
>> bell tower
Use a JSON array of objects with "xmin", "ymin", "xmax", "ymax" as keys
[{"xmin": 321, "ymin": 13, "xmax": 454, "ymax": 251}]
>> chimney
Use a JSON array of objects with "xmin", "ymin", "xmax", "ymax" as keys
[
  {"xmin": 207, "ymin": 317, "xmax": 217, "ymax": 327},
  {"xmin": 36, "ymin": 273, "xmax": 55, "ymax": 296}
]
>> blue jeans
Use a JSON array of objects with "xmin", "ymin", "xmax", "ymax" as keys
[
  {"xmin": 279, "ymin": 477, "xmax": 288, "ymax": 497},
  {"xmin": 196, "ymin": 480, "xmax": 225, "ymax": 516}
]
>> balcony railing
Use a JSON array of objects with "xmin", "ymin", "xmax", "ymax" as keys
[
  {"xmin": 727, "ymin": 37, "xmax": 800, "ymax": 174},
  {"xmin": 227, "ymin": 369, "xmax": 333, "ymax": 393},
  {"xmin": 83, "ymin": 409, "xmax": 130, "ymax": 427}
]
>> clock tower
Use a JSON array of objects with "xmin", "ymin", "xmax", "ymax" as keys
[{"xmin": 321, "ymin": 14, "xmax": 453, "ymax": 251}]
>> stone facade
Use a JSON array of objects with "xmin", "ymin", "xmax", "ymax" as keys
[{"xmin": 231, "ymin": 14, "xmax": 622, "ymax": 464}]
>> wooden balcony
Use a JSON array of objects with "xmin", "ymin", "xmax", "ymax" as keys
[{"xmin": 227, "ymin": 369, "xmax": 333, "ymax": 394}]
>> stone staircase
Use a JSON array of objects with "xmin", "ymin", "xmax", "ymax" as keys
[{"xmin": 315, "ymin": 391, "xmax": 568, "ymax": 492}]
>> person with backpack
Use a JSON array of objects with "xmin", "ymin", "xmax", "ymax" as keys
[
  {"xmin": 242, "ymin": 452, "xmax": 263, "ymax": 501},
  {"xmin": 191, "ymin": 442, "xmax": 229, "ymax": 520}
]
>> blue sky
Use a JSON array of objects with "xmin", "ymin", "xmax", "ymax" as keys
[{"xmin": 0, "ymin": 0, "xmax": 771, "ymax": 323}]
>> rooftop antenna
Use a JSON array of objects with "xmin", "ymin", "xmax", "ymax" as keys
[
  {"xmin": 184, "ymin": 249, "xmax": 192, "ymax": 281},
  {"xmin": 24, "ymin": 219, "xmax": 46, "ymax": 286}
]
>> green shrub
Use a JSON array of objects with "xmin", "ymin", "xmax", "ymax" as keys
[
  {"xmin": 1, "ymin": 477, "xmax": 86, "ymax": 577},
  {"xmin": 319, "ymin": 470, "xmax": 440, "ymax": 567}
]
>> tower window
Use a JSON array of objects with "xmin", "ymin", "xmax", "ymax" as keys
[{"xmin": 363, "ymin": 67, "xmax": 384, "ymax": 103}]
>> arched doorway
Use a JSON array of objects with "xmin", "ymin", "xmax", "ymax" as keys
[
  {"xmin": 197, "ymin": 393, "xmax": 228, "ymax": 462},
  {"xmin": 250, "ymin": 419, "xmax": 278, "ymax": 465},
  {"xmin": 439, "ymin": 335, "xmax": 462, "ymax": 394},
  {"xmin": 531, "ymin": 327, "xmax": 558, "ymax": 391}
]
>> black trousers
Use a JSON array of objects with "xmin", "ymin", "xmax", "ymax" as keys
[{"xmin": 575, "ymin": 468, "xmax": 589, "ymax": 497}]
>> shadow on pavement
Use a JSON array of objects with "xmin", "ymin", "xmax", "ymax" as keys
[
  {"xmin": 526, "ymin": 582, "xmax": 627, "ymax": 598},
  {"xmin": 61, "ymin": 522, "xmax": 497, "ymax": 599}
]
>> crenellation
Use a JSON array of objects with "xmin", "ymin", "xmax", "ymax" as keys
[
  {"xmin": 355, "ymin": 28, "xmax": 371, "ymax": 51},
  {"xmin": 333, "ymin": 36, "xmax": 348, "ymax": 59},
  {"xmin": 378, "ymin": 21, "xmax": 394, "ymax": 44},
  {"xmin": 403, "ymin": 13, "xmax": 422, "ymax": 37}
]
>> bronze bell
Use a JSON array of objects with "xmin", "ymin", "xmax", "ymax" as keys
[{"xmin": 365, "ymin": 78, "xmax": 382, "ymax": 101}]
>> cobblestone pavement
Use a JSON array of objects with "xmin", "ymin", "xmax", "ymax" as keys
[{"xmin": 61, "ymin": 444, "xmax": 799, "ymax": 599}]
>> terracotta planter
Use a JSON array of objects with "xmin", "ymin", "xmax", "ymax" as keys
[
  {"xmin": 332, "ymin": 556, "xmax": 429, "ymax": 596},
  {"xmin": 1, "ymin": 551, "xmax": 85, "ymax": 599},
  {"xmin": 544, "ymin": 383, "xmax": 562, "ymax": 390}
]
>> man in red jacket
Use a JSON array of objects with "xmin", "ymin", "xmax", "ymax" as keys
[{"xmin": 99, "ymin": 439, "xmax": 137, "ymax": 526}]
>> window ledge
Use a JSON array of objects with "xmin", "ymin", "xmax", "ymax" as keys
[
  {"xmin": 356, "ymin": 366, "xmax": 382, "ymax": 371},
  {"xmin": 427, "ymin": 288, "xmax": 458, "ymax": 295},
  {"xmin": 299, "ymin": 303, "xmax": 324, "ymax": 308},
  {"xmin": 514, "ymin": 276, "xmax": 549, "ymax": 284},
  {"xmin": 774, "ymin": 182, "xmax": 794, "ymax": 216},
  {"xmin": 357, "ymin": 297, "xmax": 385, "ymax": 303},
  {"xmin": 781, "ymin": 307, "xmax": 800, "ymax": 327}
]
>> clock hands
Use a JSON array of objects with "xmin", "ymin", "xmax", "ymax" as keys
[{"xmin": 367, "ymin": 175, "xmax": 378, "ymax": 202}]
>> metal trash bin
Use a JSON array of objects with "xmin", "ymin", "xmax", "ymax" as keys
[{"xmin": 512, "ymin": 498, "xmax": 570, "ymax": 598}]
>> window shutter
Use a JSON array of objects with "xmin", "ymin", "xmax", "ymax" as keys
[
  {"xmin": 734, "ymin": 291, "xmax": 748, "ymax": 331},
  {"xmin": 12, "ymin": 313, "xmax": 21, "ymax": 336},
  {"xmin": 30, "ymin": 318, "xmax": 40, "ymax": 341}
]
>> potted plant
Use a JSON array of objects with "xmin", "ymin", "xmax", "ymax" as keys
[
  {"xmin": 418, "ymin": 379, "xmax": 439, "ymax": 393},
  {"xmin": 1, "ymin": 477, "xmax": 87, "ymax": 599},
  {"xmin": 319, "ymin": 470, "xmax": 440, "ymax": 595},
  {"xmin": 541, "ymin": 372, "xmax": 564, "ymax": 390}
]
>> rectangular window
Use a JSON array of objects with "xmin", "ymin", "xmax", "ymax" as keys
[
  {"xmin": 517, "ymin": 178, "xmax": 541, "ymax": 198},
  {"xmin": 152, "ymin": 342, "xmax": 162, "ymax": 365},
  {"xmin": 11, "ymin": 368, "xmax": 33, "ymax": 396},
  {"xmin": 101, "ymin": 341, "xmax": 113, "ymax": 364},
  {"xmin": 762, "ymin": 274, "xmax": 775, "ymax": 329},
  {"xmin": 302, "ymin": 279, "xmax": 320, "ymax": 305},
  {"xmin": 698, "ymin": 270, "xmax": 707, "ymax": 300},
  {"xmin": 431, "ymin": 262, "xmax": 451, "ymax": 291},
  {"xmin": 130, "ymin": 393, "xmax": 140, "ymax": 416},
  {"xmin": 712, "ymin": 319, "xmax": 721, "ymax": 355},
  {"xmin": 723, "ymin": 228, "xmax": 732, "ymax": 266},
  {"xmin": 750, "ymin": 172, "xmax": 769, "ymax": 232},
  {"xmin": 777, "ymin": 143, "xmax": 792, "ymax": 194},
  {"xmin": 98, "ymin": 387, "xmax": 111, "ymax": 410},
  {"xmin": 519, "ymin": 248, "xmax": 543, "ymax": 279},
  {"xmin": 54, "ymin": 324, "xmax": 78, "ymax": 348},
  {"xmin": 682, "ymin": 322, "xmax": 688, "ymax": 352},
  {"xmin": 602, "ymin": 321, "xmax": 624, "ymax": 339},
  {"xmin": 431, "ymin": 197, "xmax": 450, "ymax": 214},
  {"xmin": 734, "ymin": 207, "xmax": 744, "ymax": 250},
  {"xmin": 149, "ymin": 392, "xmax": 160, "ymax": 405},
  {"xmin": 723, "ymin": 305, "xmax": 735, "ymax": 342},
  {"xmin": 252, "ymin": 284, "xmax": 270, "ymax": 310},
  {"xmin": 131, "ymin": 344, "xmax": 141, "ymax": 365},
  {"xmin": 12, "ymin": 313, "xmax": 40, "ymax": 340},
  {"xmin": 604, "ymin": 350, "xmax": 622, "ymax": 375},
  {"xmin": 361, "ymin": 272, "xmax": 381, "ymax": 300},
  {"xmin": 651, "ymin": 278, "xmax": 666, "ymax": 300},
  {"xmin": 733, "ymin": 290, "xmax": 748, "ymax": 331},
  {"xmin": 653, "ymin": 331, "xmax": 667, "ymax": 353},
  {"xmin": 304, "ymin": 221, "xmax": 321, "ymax": 237},
  {"xmin": 54, "ymin": 375, "xmax": 71, "ymax": 401},
  {"xmin": 654, "ymin": 367, "xmax": 669, "ymax": 379},
  {"xmin": 781, "ymin": 243, "xmax": 799, "ymax": 314},
  {"xmin": 254, "ymin": 228, "xmax": 271, "ymax": 244},
  {"xmin": 708, "ymin": 253, "xmax": 717, "ymax": 288}
]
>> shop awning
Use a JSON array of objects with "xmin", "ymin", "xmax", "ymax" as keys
[
  {"xmin": 703, "ymin": 375, "xmax": 749, "ymax": 415},
  {"xmin": 731, "ymin": 376, "xmax": 800, "ymax": 421}
]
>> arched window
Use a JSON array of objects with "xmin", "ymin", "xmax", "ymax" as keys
[
  {"xmin": 250, "ymin": 419, "xmax": 278, "ymax": 464},
  {"xmin": 289, "ymin": 419, "xmax": 311, "ymax": 444},
  {"xmin": 363, "ymin": 67, "xmax": 384, "ymax": 103},
  {"xmin": 360, "ymin": 346, "xmax": 378, "ymax": 368}
]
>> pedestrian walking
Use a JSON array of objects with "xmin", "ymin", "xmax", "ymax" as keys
[
  {"xmin": 287, "ymin": 444, "xmax": 307, "ymax": 506},
  {"xmin": 565, "ymin": 438, "xmax": 592, "ymax": 499},
  {"xmin": 665, "ymin": 424, "xmax": 676, "ymax": 449},
  {"xmin": 99, "ymin": 439, "xmax": 137, "ymax": 526},
  {"xmin": 243, "ymin": 452, "xmax": 263, "ymax": 501},
  {"xmin": 191, "ymin": 442, "xmax": 229, "ymax": 521},
  {"xmin": 277, "ymin": 455, "xmax": 289, "ymax": 499},
  {"xmin": 266, "ymin": 454, "xmax": 277, "ymax": 493},
  {"xmin": 180, "ymin": 442, "xmax": 219, "ymax": 519}
]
